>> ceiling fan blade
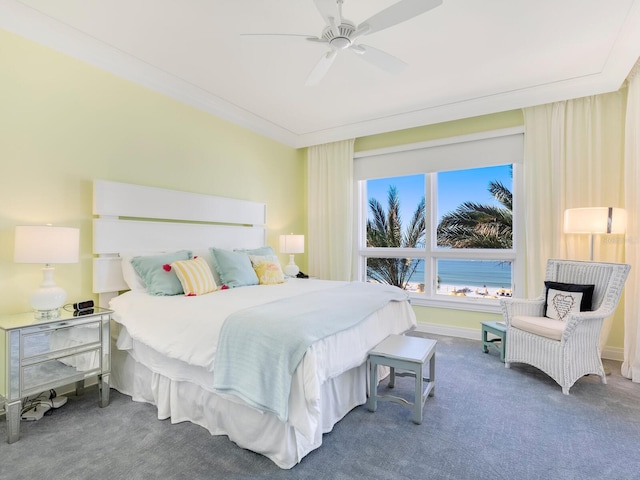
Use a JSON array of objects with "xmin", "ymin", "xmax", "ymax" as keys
[
  {"xmin": 356, "ymin": 0, "xmax": 442, "ymax": 37},
  {"xmin": 240, "ymin": 33, "xmax": 317, "ymax": 39},
  {"xmin": 313, "ymin": 0, "xmax": 339, "ymax": 25},
  {"xmin": 306, "ymin": 50, "xmax": 338, "ymax": 86},
  {"xmin": 350, "ymin": 44, "xmax": 407, "ymax": 75},
  {"xmin": 240, "ymin": 33, "xmax": 329, "ymax": 48},
  {"xmin": 314, "ymin": 0, "xmax": 342, "ymax": 37}
]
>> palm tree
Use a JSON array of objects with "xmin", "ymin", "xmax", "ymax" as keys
[
  {"xmin": 367, "ymin": 186, "xmax": 426, "ymax": 289},
  {"xmin": 437, "ymin": 180, "xmax": 512, "ymax": 249}
]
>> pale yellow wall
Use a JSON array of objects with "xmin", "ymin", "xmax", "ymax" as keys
[
  {"xmin": 0, "ymin": 29, "xmax": 306, "ymax": 314},
  {"xmin": 355, "ymin": 110, "xmax": 525, "ymax": 152}
]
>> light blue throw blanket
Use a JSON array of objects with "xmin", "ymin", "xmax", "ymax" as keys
[{"xmin": 212, "ymin": 282, "xmax": 409, "ymax": 422}]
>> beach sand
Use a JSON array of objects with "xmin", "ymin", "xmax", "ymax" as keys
[{"xmin": 405, "ymin": 282, "xmax": 512, "ymax": 299}]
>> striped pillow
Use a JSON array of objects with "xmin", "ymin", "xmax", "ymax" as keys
[{"xmin": 171, "ymin": 257, "xmax": 217, "ymax": 296}]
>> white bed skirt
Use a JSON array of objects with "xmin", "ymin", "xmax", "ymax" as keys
[{"xmin": 110, "ymin": 345, "xmax": 372, "ymax": 469}]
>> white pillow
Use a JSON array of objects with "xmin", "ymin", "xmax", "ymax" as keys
[
  {"xmin": 119, "ymin": 252, "xmax": 163, "ymax": 292},
  {"xmin": 545, "ymin": 288, "xmax": 583, "ymax": 321}
]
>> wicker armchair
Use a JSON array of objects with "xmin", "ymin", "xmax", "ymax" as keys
[{"xmin": 500, "ymin": 259, "xmax": 630, "ymax": 394}]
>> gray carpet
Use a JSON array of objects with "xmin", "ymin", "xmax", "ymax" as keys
[{"xmin": 2, "ymin": 334, "xmax": 639, "ymax": 480}]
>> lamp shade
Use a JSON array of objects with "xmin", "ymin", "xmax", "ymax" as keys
[
  {"xmin": 15, "ymin": 225, "xmax": 80, "ymax": 319},
  {"xmin": 14, "ymin": 225, "xmax": 80, "ymax": 264},
  {"xmin": 564, "ymin": 208, "xmax": 626, "ymax": 235},
  {"xmin": 279, "ymin": 234, "xmax": 304, "ymax": 254}
]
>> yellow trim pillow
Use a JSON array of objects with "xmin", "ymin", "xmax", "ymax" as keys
[
  {"xmin": 171, "ymin": 256, "xmax": 217, "ymax": 296},
  {"xmin": 249, "ymin": 255, "xmax": 285, "ymax": 285}
]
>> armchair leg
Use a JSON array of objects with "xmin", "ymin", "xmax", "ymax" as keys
[
  {"xmin": 504, "ymin": 362, "xmax": 511, "ymax": 369},
  {"xmin": 562, "ymin": 387, "xmax": 570, "ymax": 395}
]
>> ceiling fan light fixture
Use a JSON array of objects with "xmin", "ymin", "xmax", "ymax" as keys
[{"xmin": 330, "ymin": 36, "xmax": 351, "ymax": 49}]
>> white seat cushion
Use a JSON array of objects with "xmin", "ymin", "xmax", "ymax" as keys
[{"xmin": 511, "ymin": 315, "xmax": 565, "ymax": 341}]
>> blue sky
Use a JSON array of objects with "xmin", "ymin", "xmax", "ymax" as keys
[{"xmin": 366, "ymin": 165, "xmax": 512, "ymax": 225}]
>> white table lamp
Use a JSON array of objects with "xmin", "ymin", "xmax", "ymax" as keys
[
  {"xmin": 14, "ymin": 225, "xmax": 80, "ymax": 319},
  {"xmin": 564, "ymin": 207, "xmax": 626, "ymax": 260},
  {"xmin": 279, "ymin": 234, "xmax": 304, "ymax": 277}
]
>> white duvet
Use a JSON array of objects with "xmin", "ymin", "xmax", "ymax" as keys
[
  {"xmin": 110, "ymin": 279, "xmax": 351, "ymax": 370},
  {"xmin": 109, "ymin": 278, "xmax": 417, "ymax": 468}
]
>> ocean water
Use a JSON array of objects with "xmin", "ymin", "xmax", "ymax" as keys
[{"xmin": 408, "ymin": 259, "xmax": 512, "ymax": 288}]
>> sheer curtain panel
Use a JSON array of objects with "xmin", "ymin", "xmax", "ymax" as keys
[
  {"xmin": 622, "ymin": 59, "xmax": 640, "ymax": 382},
  {"xmin": 307, "ymin": 139, "xmax": 355, "ymax": 281}
]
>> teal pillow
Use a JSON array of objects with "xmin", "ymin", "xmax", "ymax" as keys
[
  {"xmin": 130, "ymin": 250, "xmax": 192, "ymax": 296},
  {"xmin": 210, "ymin": 248, "xmax": 259, "ymax": 288}
]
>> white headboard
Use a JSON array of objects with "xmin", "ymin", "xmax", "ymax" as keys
[{"xmin": 93, "ymin": 180, "xmax": 267, "ymax": 306}]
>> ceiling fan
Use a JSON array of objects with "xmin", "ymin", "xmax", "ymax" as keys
[{"xmin": 242, "ymin": 0, "xmax": 443, "ymax": 86}]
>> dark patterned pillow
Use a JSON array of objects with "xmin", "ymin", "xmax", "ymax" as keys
[{"xmin": 544, "ymin": 281, "xmax": 595, "ymax": 321}]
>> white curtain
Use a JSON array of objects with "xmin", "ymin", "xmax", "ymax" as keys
[
  {"xmin": 522, "ymin": 92, "xmax": 626, "ymax": 351},
  {"xmin": 307, "ymin": 139, "xmax": 355, "ymax": 281},
  {"xmin": 522, "ymin": 103, "xmax": 568, "ymax": 295},
  {"xmin": 522, "ymin": 95, "xmax": 625, "ymax": 288},
  {"xmin": 622, "ymin": 60, "xmax": 640, "ymax": 382}
]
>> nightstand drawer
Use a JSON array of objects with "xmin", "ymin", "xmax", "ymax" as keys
[
  {"xmin": 21, "ymin": 348, "xmax": 101, "ymax": 396},
  {"xmin": 22, "ymin": 320, "xmax": 101, "ymax": 360}
]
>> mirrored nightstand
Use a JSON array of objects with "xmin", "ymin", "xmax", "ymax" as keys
[{"xmin": 0, "ymin": 308, "xmax": 111, "ymax": 443}]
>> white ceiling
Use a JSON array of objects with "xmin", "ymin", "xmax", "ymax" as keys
[{"xmin": 2, "ymin": 0, "xmax": 640, "ymax": 147}]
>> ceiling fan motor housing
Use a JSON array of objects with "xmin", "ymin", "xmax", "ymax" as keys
[{"xmin": 322, "ymin": 21, "xmax": 356, "ymax": 49}]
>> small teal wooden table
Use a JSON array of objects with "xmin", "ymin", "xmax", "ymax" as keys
[
  {"xmin": 368, "ymin": 334, "xmax": 436, "ymax": 425},
  {"xmin": 481, "ymin": 321, "xmax": 507, "ymax": 362}
]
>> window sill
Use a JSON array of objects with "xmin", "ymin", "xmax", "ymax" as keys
[{"xmin": 409, "ymin": 294, "xmax": 503, "ymax": 314}]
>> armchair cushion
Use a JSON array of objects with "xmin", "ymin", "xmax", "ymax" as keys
[
  {"xmin": 512, "ymin": 315, "xmax": 565, "ymax": 341},
  {"xmin": 544, "ymin": 281, "xmax": 594, "ymax": 321}
]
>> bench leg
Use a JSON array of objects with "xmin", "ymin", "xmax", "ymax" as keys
[
  {"xmin": 482, "ymin": 327, "xmax": 489, "ymax": 353},
  {"xmin": 413, "ymin": 364, "xmax": 423, "ymax": 425},
  {"xmin": 368, "ymin": 360, "xmax": 379, "ymax": 413},
  {"xmin": 429, "ymin": 353, "xmax": 436, "ymax": 397}
]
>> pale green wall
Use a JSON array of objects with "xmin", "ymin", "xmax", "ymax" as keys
[{"xmin": 0, "ymin": 29, "xmax": 306, "ymax": 314}]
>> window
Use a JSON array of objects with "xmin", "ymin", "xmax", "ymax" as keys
[{"xmin": 355, "ymin": 128, "xmax": 524, "ymax": 312}]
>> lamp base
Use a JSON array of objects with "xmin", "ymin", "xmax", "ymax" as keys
[
  {"xmin": 283, "ymin": 254, "xmax": 300, "ymax": 277},
  {"xmin": 29, "ymin": 266, "xmax": 66, "ymax": 319},
  {"xmin": 33, "ymin": 308, "xmax": 61, "ymax": 321}
]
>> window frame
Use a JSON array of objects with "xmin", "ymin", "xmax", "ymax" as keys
[{"xmin": 354, "ymin": 127, "xmax": 525, "ymax": 313}]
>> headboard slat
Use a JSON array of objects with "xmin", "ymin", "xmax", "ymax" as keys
[
  {"xmin": 93, "ymin": 218, "xmax": 266, "ymax": 254},
  {"xmin": 93, "ymin": 179, "xmax": 266, "ymax": 225}
]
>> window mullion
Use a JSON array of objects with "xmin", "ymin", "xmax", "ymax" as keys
[
  {"xmin": 425, "ymin": 173, "xmax": 436, "ymax": 295},
  {"xmin": 432, "ymin": 250, "xmax": 515, "ymax": 260},
  {"xmin": 362, "ymin": 247, "xmax": 426, "ymax": 258}
]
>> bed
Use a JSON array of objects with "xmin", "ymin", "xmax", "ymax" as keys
[{"xmin": 92, "ymin": 180, "xmax": 417, "ymax": 469}]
